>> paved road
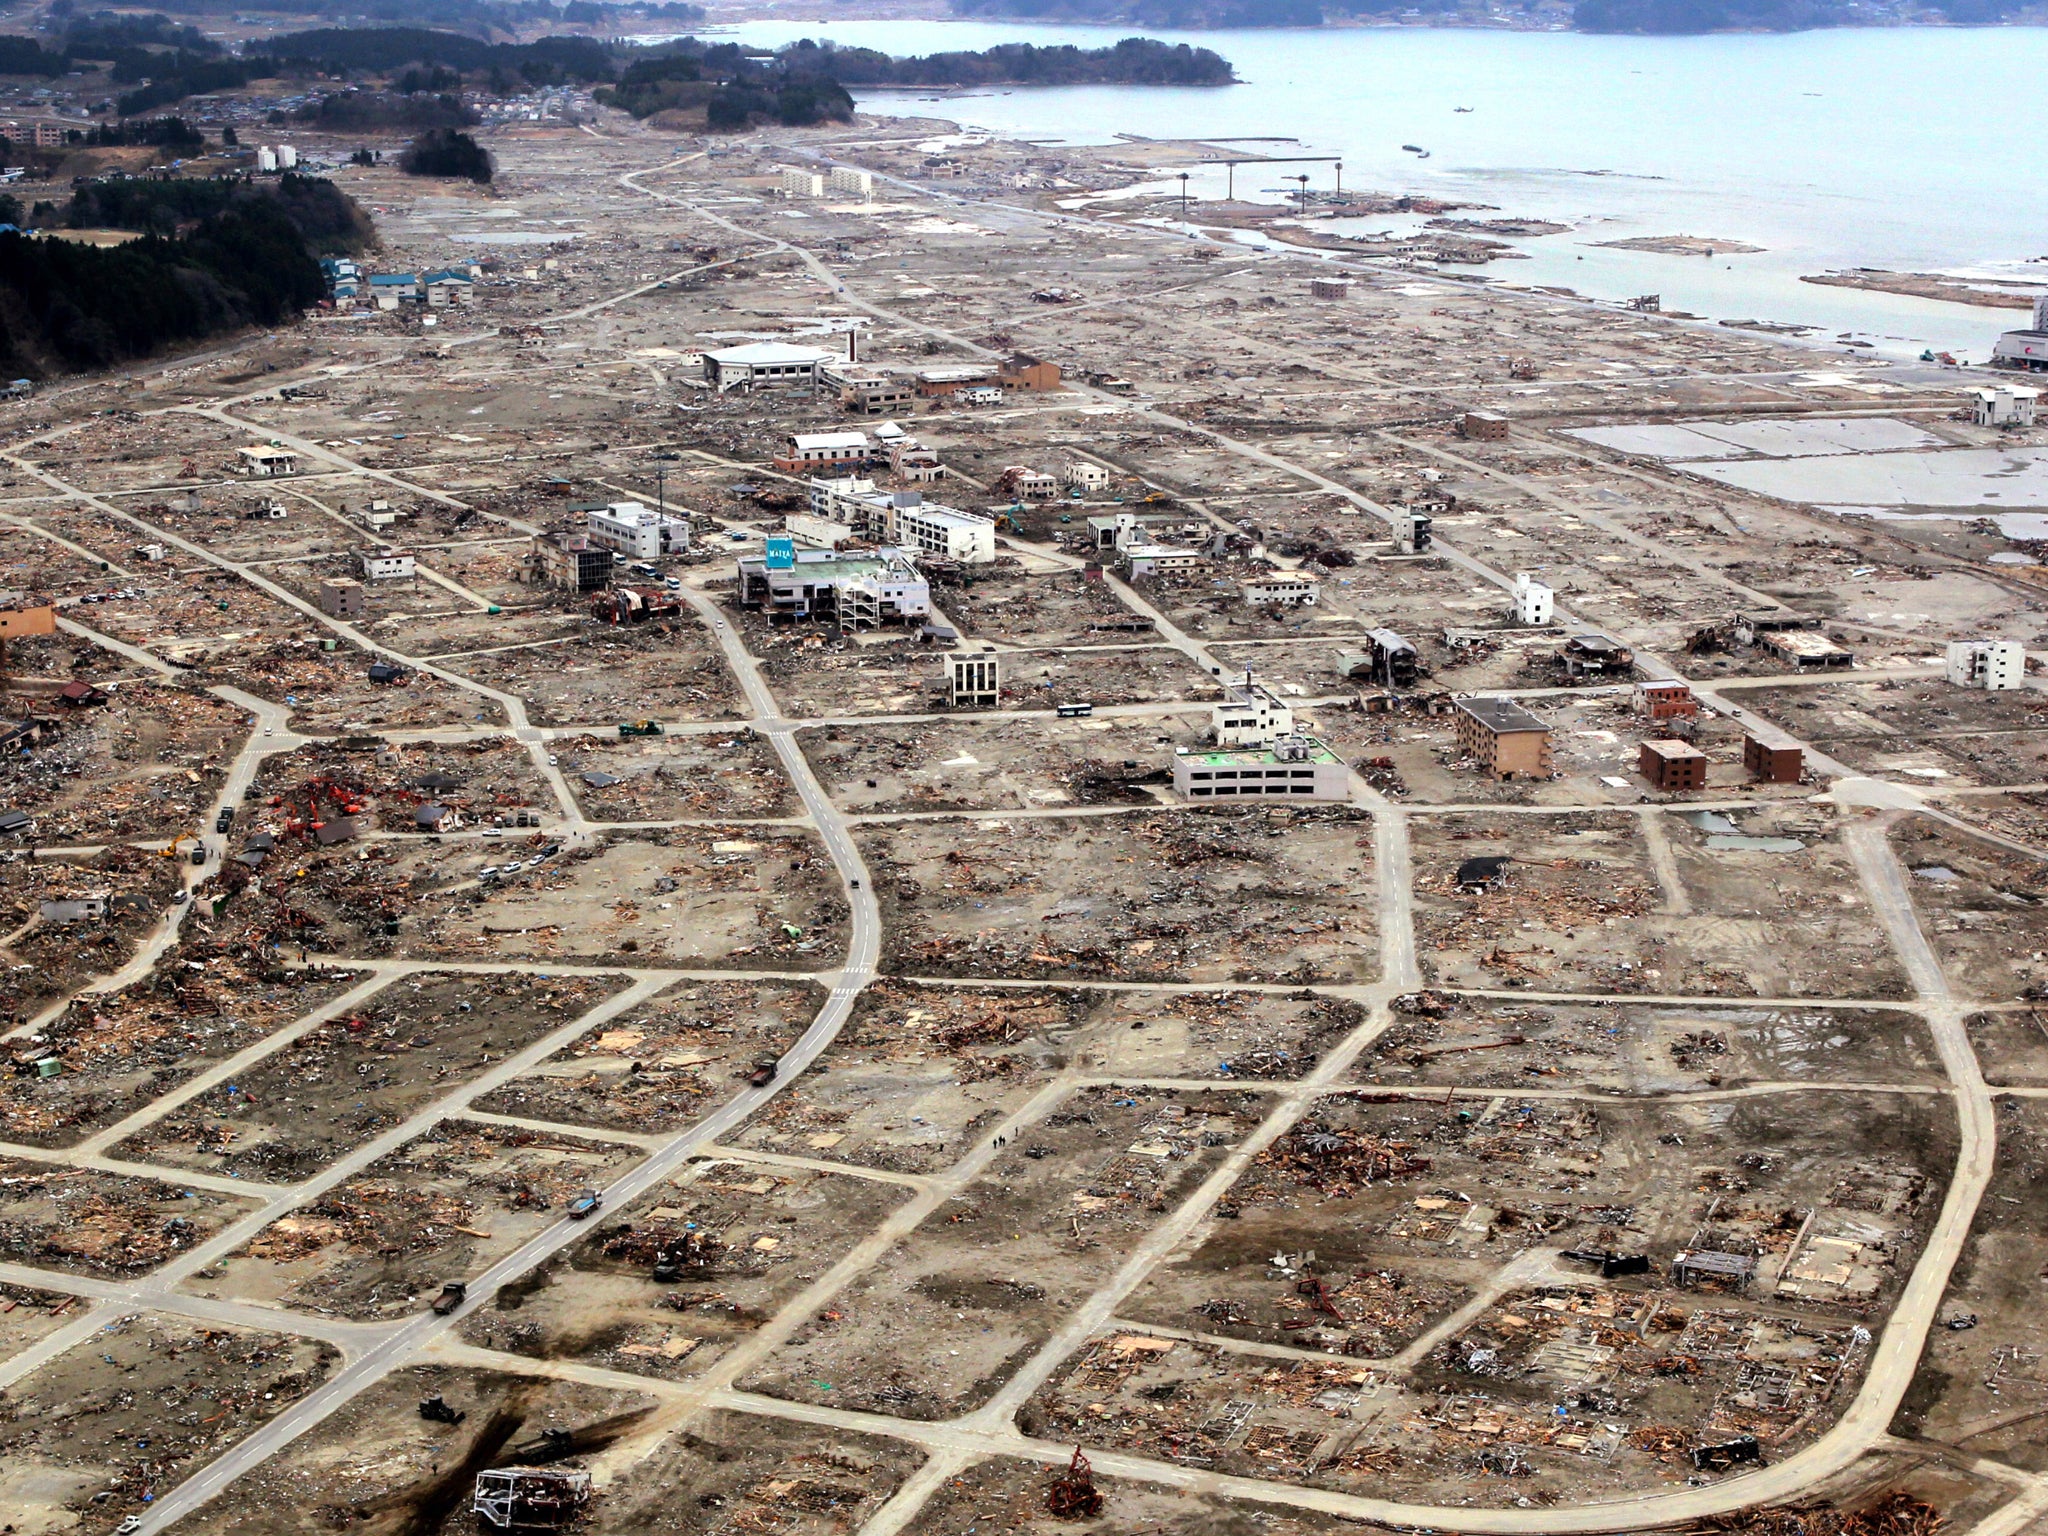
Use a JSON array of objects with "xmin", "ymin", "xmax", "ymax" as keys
[{"xmin": 125, "ymin": 585, "xmax": 883, "ymax": 1536}]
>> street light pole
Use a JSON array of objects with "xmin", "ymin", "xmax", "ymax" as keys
[
  {"xmin": 1295, "ymin": 174, "xmax": 1310, "ymax": 213},
  {"xmin": 1335, "ymin": 160, "xmax": 1342, "ymax": 199},
  {"xmin": 1178, "ymin": 171, "xmax": 1190, "ymax": 222}
]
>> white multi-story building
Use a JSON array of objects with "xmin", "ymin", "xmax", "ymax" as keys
[
  {"xmin": 1946, "ymin": 639, "xmax": 2026, "ymax": 690},
  {"xmin": 778, "ymin": 431, "xmax": 870, "ymax": 471},
  {"xmin": 1212, "ymin": 676, "xmax": 1293, "ymax": 748},
  {"xmin": 257, "ymin": 145, "xmax": 278, "ymax": 172},
  {"xmin": 826, "ymin": 166, "xmax": 874, "ymax": 200},
  {"xmin": 1513, "ymin": 571, "xmax": 1554, "ymax": 626},
  {"xmin": 736, "ymin": 547, "xmax": 930, "ymax": 628},
  {"xmin": 1174, "ymin": 735, "xmax": 1349, "ymax": 802},
  {"xmin": 893, "ymin": 501, "xmax": 995, "ymax": 564},
  {"xmin": 1064, "ymin": 461, "xmax": 1111, "ymax": 491},
  {"xmin": 586, "ymin": 500, "xmax": 691, "ymax": 560},
  {"xmin": 1123, "ymin": 542, "xmax": 1206, "ymax": 578},
  {"xmin": 786, "ymin": 511, "xmax": 856, "ymax": 550},
  {"xmin": 780, "ymin": 168, "xmax": 826, "ymax": 198},
  {"xmin": 1972, "ymin": 386, "xmax": 2039, "ymax": 427},
  {"xmin": 805, "ymin": 477, "xmax": 993, "ymax": 562},
  {"xmin": 357, "ymin": 547, "xmax": 415, "ymax": 580},
  {"xmin": 1240, "ymin": 572, "xmax": 1320, "ymax": 607},
  {"xmin": 277, "ymin": 143, "xmax": 298, "ymax": 169}
]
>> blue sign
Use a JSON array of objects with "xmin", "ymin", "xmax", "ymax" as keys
[{"xmin": 764, "ymin": 537, "xmax": 795, "ymax": 570}]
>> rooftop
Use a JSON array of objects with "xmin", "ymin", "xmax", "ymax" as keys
[
  {"xmin": 1184, "ymin": 737, "xmax": 1342, "ymax": 769},
  {"xmin": 709, "ymin": 341, "xmax": 835, "ymax": 365}
]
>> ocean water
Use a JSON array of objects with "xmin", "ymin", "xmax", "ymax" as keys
[{"xmin": 693, "ymin": 18, "xmax": 2048, "ymax": 359}]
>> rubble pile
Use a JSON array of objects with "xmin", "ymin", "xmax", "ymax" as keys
[
  {"xmin": 0, "ymin": 1314, "xmax": 334, "ymax": 1527},
  {"xmin": 0, "ymin": 944, "xmax": 351, "ymax": 1144},
  {"xmin": 1692, "ymin": 1492, "xmax": 1946, "ymax": 1536},
  {"xmin": 455, "ymin": 625, "xmax": 740, "ymax": 727},
  {"xmin": 1255, "ymin": 1124, "xmax": 1434, "ymax": 1197},
  {"xmin": 0, "ymin": 683, "xmax": 243, "ymax": 841},
  {"xmin": 114, "ymin": 970, "xmax": 623, "ymax": 1178},
  {"xmin": 0, "ymin": 1159, "xmax": 238, "ymax": 1276},
  {"xmin": 477, "ymin": 980, "xmax": 817, "ymax": 1133},
  {"xmin": 252, "ymin": 737, "xmax": 549, "ymax": 833},
  {"xmin": 566, "ymin": 733, "xmax": 793, "ymax": 823}
]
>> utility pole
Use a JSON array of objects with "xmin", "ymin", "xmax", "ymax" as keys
[
  {"xmin": 1335, "ymin": 160, "xmax": 1342, "ymax": 199},
  {"xmin": 1178, "ymin": 171, "xmax": 1190, "ymax": 222},
  {"xmin": 1295, "ymin": 174, "xmax": 1310, "ymax": 214}
]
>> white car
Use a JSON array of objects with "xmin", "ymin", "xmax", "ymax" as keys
[{"xmin": 547, "ymin": 754, "xmax": 559, "ymax": 765}]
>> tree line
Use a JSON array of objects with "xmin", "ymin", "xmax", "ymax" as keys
[{"xmin": 0, "ymin": 170, "xmax": 371, "ymax": 379}]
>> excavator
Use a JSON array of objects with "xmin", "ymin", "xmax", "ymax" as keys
[{"xmin": 276, "ymin": 775, "xmax": 366, "ymax": 841}]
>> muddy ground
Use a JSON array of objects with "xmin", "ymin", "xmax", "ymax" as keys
[
  {"xmin": 1893, "ymin": 819, "xmax": 2048, "ymax": 1003},
  {"xmin": 164, "ymin": 1362, "xmax": 659, "ymax": 1536},
  {"xmin": 1892, "ymin": 1095, "xmax": 2048, "ymax": 1473},
  {"xmin": 0, "ymin": 950, "xmax": 362, "ymax": 1148},
  {"xmin": 1411, "ymin": 808, "xmax": 1908, "ymax": 998},
  {"xmin": 866, "ymin": 807, "xmax": 1377, "ymax": 985},
  {"xmin": 739, "ymin": 1084, "xmax": 1262, "ymax": 1421},
  {"xmin": 1356, "ymin": 997, "xmax": 1942, "ymax": 1093},
  {"xmin": 462, "ymin": 1153, "xmax": 910, "ymax": 1385},
  {"xmin": 110, "ymin": 969, "xmax": 625, "ymax": 1179},
  {"xmin": 559, "ymin": 728, "xmax": 797, "ymax": 823},
  {"xmin": 0, "ymin": 1313, "xmax": 335, "ymax": 1536},
  {"xmin": 189, "ymin": 1118, "xmax": 642, "ymax": 1319},
  {"xmin": 472, "ymin": 977, "xmax": 823, "ymax": 1134}
]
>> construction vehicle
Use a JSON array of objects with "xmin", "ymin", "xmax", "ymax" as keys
[
  {"xmin": 618, "ymin": 720, "xmax": 664, "ymax": 738},
  {"xmin": 280, "ymin": 775, "xmax": 366, "ymax": 843},
  {"xmin": 418, "ymin": 1394, "xmax": 467, "ymax": 1425}
]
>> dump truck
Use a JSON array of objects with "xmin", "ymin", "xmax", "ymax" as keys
[
  {"xmin": 430, "ymin": 1282, "xmax": 467, "ymax": 1315},
  {"xmin": 566, "ymin": 1189, "xmax": 602, "ymax": 1220}
]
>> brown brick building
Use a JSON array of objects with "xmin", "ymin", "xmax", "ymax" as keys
[{"xmin": 1639, "ymin": 738, "xmax": 1708, "ymax": 792}]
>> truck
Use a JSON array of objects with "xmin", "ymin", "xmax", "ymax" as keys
[
  {"xmin": 566, "ymin": 1189, "xmax": 602, "ymax": 1220},
  {"xmin": 748, "ymin": 1058, "xmax": 779, "ymax": 1088},
  {"xmin": 618, "ymin": 720, "xmax": 665, "ymax": 738},
  {"xmin": 430, "ymin": 1281, "xmax": 467, "ymax": 1315}
]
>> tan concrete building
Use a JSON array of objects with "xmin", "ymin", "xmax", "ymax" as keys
[
  {"xmin": 318, "ymin": 578, "xmax": 367, "ymax": 618},
  {"xmin": 1454, "ymin": 696, "xmax": 1553, "ymax": 780}
]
